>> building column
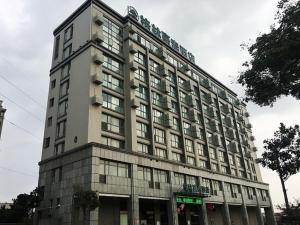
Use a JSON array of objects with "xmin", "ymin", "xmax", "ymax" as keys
[
  {"xmin": 264, "ymin": 207, "xmax": 276, "ymax": 225},
  {"xmin": 239, "ymin": 184, "xmax": 249, "ymax": 225},
  {"xmin": 168, "ymin": 195, "xmax": 179, "ymax": 225},
  {"xmin": 200, "ymin": 203, "xmax": 209, "ymax": 225},
  {"xmin": 221, "ymin": 182, "xmax": 231, "ymax": 225},
  {"xmin": 254, "ymin": 188, "xmax": 264, "ymax": 225},
  {"xmin": 129, "ymin": 164, "xmax": 140, "ymax": 225}
]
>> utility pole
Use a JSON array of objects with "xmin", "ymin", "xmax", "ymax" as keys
[{"xmin": 0, "ymin": 100, "xmax": 6, "ymax": 139}]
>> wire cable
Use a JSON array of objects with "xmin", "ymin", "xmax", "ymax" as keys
[
  {"xmin": 0, "ymin": 74, "xmax": 46, "ymax": 110},
  {"xmin": 0, "ymin": 91, "xmax": 44, "ymax": 123},
  {"xmin": 0, "ymin": 166, "xmax": 37, "ymax": 178},
  {"xmin": 5, "ymin": 118, "xmax": 42, "ymax": 142}
]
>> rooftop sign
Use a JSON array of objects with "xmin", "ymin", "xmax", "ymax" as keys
[{"xmin": 127, "ymin": 6, "xmax": 195, "ymax": 64}]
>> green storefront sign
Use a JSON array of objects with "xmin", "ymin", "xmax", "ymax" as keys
[{"xmin": 176, "ymin": 196, "xmax": 203, "ymax": 205}]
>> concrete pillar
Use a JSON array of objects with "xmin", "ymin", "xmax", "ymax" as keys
[
  {"xmin": 239, "ymin": 184, "xmax": 249, "ymax": 225},
  {"xmin": 168, "ymin": 194, "xmax": 179, "ymax": 225},
  {"xmin": 129, "ymin": 164, "xmax": 140, "ymax": 225},
  {"xmin": 221, "ymin": 182, "xmax": 231, "ymax": 225},
  {"xmin": 200, "ymin": 203, "xmax": 209, "ymax": 225},
  {"xmin": 254, "ymin": 188, "xmax": 264, "ymax": 225}
]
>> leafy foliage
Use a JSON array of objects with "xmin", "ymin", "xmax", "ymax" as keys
[
  {"xmin": 277, "ymin": 199, "xmax": 300, "ymax": 225},
  {"xmin": 257, "ymin": 123, "xmax": 300, "ymax": 181},
  {"xmin": 238, "ymin": 0, "xmax": 300, "ymax": 106},
  {"xmin": 0, "ymin": 187, "xmax": 43, "ymax": 224}
]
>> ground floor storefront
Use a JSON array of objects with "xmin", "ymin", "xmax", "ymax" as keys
[{"xmin": 95, "ymin": 195, "xmax": 275, "ymax": 225}]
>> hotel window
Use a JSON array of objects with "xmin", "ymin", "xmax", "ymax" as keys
[
  {"xmin": 149, "ymin": 59, "xmax": 159, "ymax": 74},
  {"xmin": 101, "ymin": 136, "xmax": 124, "ymax": 149},
  {"xmin": 154, "ymin": 128, "xmax": 165, "ymax": 144},
  {"xmin": 237, "ymin": 157, "xmax": 243, "ymax": 168},
  {"xmin": 51, "ymin": 79, "xmax": 56, "ymax": 89},
  {"xmin": 47, "ymin": 117, "xmax": 52, "ymax": 127},
  {"xmin": 43, "ymin": 137, "xmax": 50, "ymax": 148},
  {"xmin": 199, "ymin": 160, "xmax": 207, "ymax": 168},
  {"xmin": 63, "ymin": 44, "xmax": 72, "ymax": 59},
  {"xmin": 137, "ymin": 142, "xmax": 149, "ymax": 154},
  {"xmin": 251, "ymin": 163, "xmax": 256, "ymax": 174},
  {"xmin": 229, "ymin": 154, "xmax": 235, "ymax": 165},
  {"xmin": 153, "ymin": 109, "xmax": 164, "ymax": 125},
  {"xmin": 166, "ymin": 71, "xmax": 176, "ymax": 83},
  {"xmin": 151, "ymin": 76, "xmax": 161, "ymax": 89},
  {"xmin": 218, "ymin": 151, "xmax": 225, "ymax": 162},
  {"xmin": 212, "ymin": 180, "xmax": 222, "ymax": 192},
  {"xmin": 182, "ymin": 107, "xmax": 188, "ymax": 119},
  {"xmin": 170, "ymin": 101, "xmax": 179, "ymax": 114},
  {"xmin": 64, "ymin": 25, "xmax": 73, "ymax": 42},
  {"xmin": 54, "ymin": 35, "xmax": 60, "ymax": 59},
  {"xmin": 49, "ymin": 98, "xmax": 54, "ymax": 108},
  {"xmin": 134, "ymin": 51, "xmax": 146, "ymax": 65},
  {"xmin": 59, "ymin": 80, "xmax": 69, "ymax": 98},
  {"xmin": 154, "ymin": 169, "xmax": 169, "ymax": 183},
  {"xmin": 54, "ymin": 142, "xmax": 65, "ymax": 155},
  {"xmin": 173, "ymin": 152, "xmax": 182, "ymax": 162},
  {"xmin": 221, "ymin": 166, "xmax": 228, "ymax": 174},
  {"xmin": 102, "ymin": 17, "xmax": 122, "ymax": 54},
  {"xmin": 154, "ymin": 148, "xmax": 167, "ymax": 159},
  {"xmin": 239, "ymin": 170, "xmax": 246, "ymax": 178},
  {"xmin": 172, "ymin": 117, "xmax": 179, "ymax": 130},
  {"xmin": 179, "ymin": 91, "xmax": 187, "ymax": 103},
  {"xmin": 202, "ymin": 104, "xmax": 208, "ymax": 115},
  {"xmin": 207, "ymin": 132, "xmax": 213, "ymax": 143},
  {"xmin": 135, "ymin": 68, "xmax": 146, "ymax": 82},
  {"xmin": 138, "ymin": 166, "xmax": 152, "ymax": 181},
  {"xmin": 103, "ymin": 55, "xmax": 122, "ymax": 74},
  {"xmin": 209, "ymin": 148, "xmax": 216, "ymax": 159},
  {"xmin": 136, "ymin": 122, "xmax": 149, "ymax": 138},
  {"xmin": 101, "ymin": 113, "xmax": 124, "ymax": 134},
  {"xmin": 103, "ymin": 93, "xmax": 124, "ymax": 113},
  {"xmin": 58, "ymin": 100, "xmax": 68, "ymax": 117},
  {"xmin": 178, "ymin": 77, "xmax": 185, "ymax": 87},
  {"xmin": 169, "ymin": 86, "xmax": 177, "ymax": 98},
  {"xmin": 231, "ymin": 168, "xmax": 238, "ymax": 176},
  {"xmin": 187, "ymin": 156, "xmax": 195, "ymax": 166},
  {"xmin": 103, "ymin": 73, "xmax": 123, "ymax": 93},
  {"xmin": 100, "ymin": 159, "xmax": 129, "ymax": 177},
  {"xmin": 183, "ymin": 122, "xmax": 192, "ymax": 136},
  {"xmin": 61, "ymin": 62, "xmax": 71, "ymax": 79},
  {"xmin": 152, "ymin": 92, "xmax": 163, "ymax": 107},
  {"xmin": 186, "ymin": 175, "xmax": 197, "ymax": 185},
  {"xmin": 135, "ymin": 84, "xmax": 148, "ymax": 100},
  {"xmin": 196, "ymin": 143, "xmax": 206, "ymax": 156},
  {"xmin": 171, "ymin": 134, "xmax": 180, "ymax": 148},
  {"xmin": 56, "ymin": 120, "xmax": 66, "ymax": 138},
  {"xmin": 245, "ymin": 160, "xmax": 250, "ymax": 170},
  {"xmin": 136, "ymin": 103, "xmax": 148, "ymax": 119},
  {"xmin": 185, "ymin": 139, "xmax": 194, "ymax": 153},
  {"xmin": 211, "ymin": 163, "xmax": 218, "ymax": 171},
  {"xmin": 174, "ymin": 173, "xmax": 185, "ymax": 185},
  {"xmin": 202, "ymin": 178, "xmax": 211, "ymax": 191}
]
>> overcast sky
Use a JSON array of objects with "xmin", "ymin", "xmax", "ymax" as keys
[{"xmin": 0, "ymin": 0, "xmax": 299, "ymax": 209}]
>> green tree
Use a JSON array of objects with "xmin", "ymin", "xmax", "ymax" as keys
[
  {"xmin": 277, "ymin": 199, "xmax": 300, "ymax": 225},
  {"xmin": 238, "ymin": 0, "xmax": 300, "ymax": 106},
  {"xmin": 73, "ymin": 186, "xmax": 100, "ymax": 225},
  {"xmin": 257, "ymin": 123, "xmax": 300, "ymax": 210}
]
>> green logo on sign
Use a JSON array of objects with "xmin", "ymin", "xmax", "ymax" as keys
[{"xmin": 176, "ymin": 196, "xmax": 203, "ymax": 205}]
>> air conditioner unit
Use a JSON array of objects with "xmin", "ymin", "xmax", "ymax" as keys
[
  {"xmin": 188, "ymin": 109, "xmax": 197, "ymax": 122},
  {"xmin": 130, "ymin": 79, "xmax": 139, "ymax": 89},
  {"xmin": 228, "ymin": 129, "xmax": 236, "ymax": 139},
  {"xmin": 93, "ymin": 52, "xmax": 104, "ymax": 65},
  {"xmin": 192, "ymin": 125, "xmax": 201, "ymax": 139},
  {"xmin": 129, "ymin": 61, "xmax": 138, "ymax": 71},
  {"xmin": 92, "ymin": 73, "xmax": 103, "ymax": 85},
  {"xmin": 92, "ymin": 31, "xmax": 104, "ymax": 43},
  {"xmin": 128, "ymin": 43, "xmax": 138, "ymax": 54},
  {"xmin": 209, "ymin": 120, "xmax": 218, "ymax": 132},
  {"xmin": 94, "ymin": 14, "xmax": 104, "ymax": 26},
  {"xmin": 131, "ymin": 98, "xmax": 140, "ymax": 109},
  {"xmin": 186, "ymin": 94, "xmax": 196, "ymax": 107},
  {"xmin": 164, "ymin": 113, "xmax": 172, "ymax": 128},
  {"xmin": 184, "ymin": 80, "xmax": 193, "ymax": 92},
  {"xmin": 164, "ymin": 96, "xmax": 172, "ymax": 110},
  {"xmin": 225, "ymin": 116, "xmax": 233, "ymax": 127},
  {"xmin": 222, "ymin": 104, "xmax": 230, "ymax": 114},
  {"xmin": 229, "ymin": 142, "xmax": 238, "ymax": 153},
  {"xmin": 208, "ymin": 107, "xmax": 216, "ymax": 118},
  {"xmin": 219, "ymin": 90, "xmax": 228, "ymax": 100},
  {"xmin": 159, "ymin": 65, "xmax": 168, "ymax": 77},
  {"xmin": 179, "ymin": 64, "xmax": 191, "ymax": 73},
  {"xmin": 91, "ymin": 96, "xmax": 102, "ymax": 106},
  {"xmin": 162, "ymin": 80, "xmax": 170, "ymax": 94},
  {"xmin": 202, "ymin": 78, "xmax": 212, "ymax": 89},
  {"xmin": 212, "ymin": 134, "xmax": 220, "ymax": 146},
  {"xmin": 157, "ymin": 47, "xmax": 167, "ymax": 60}
]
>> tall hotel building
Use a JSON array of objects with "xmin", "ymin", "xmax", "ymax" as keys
[{"xmin": 37, "ymin": 1, "xmax": 276, "ymax": 225}]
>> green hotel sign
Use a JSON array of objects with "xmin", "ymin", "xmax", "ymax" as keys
[
  {"xmin": 176, "ymin": 196, "xmax": 203, "ymax": 205},
  {"xmin": 127, "ymin": 6, "xmax": 195, "ymax": 64}
]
